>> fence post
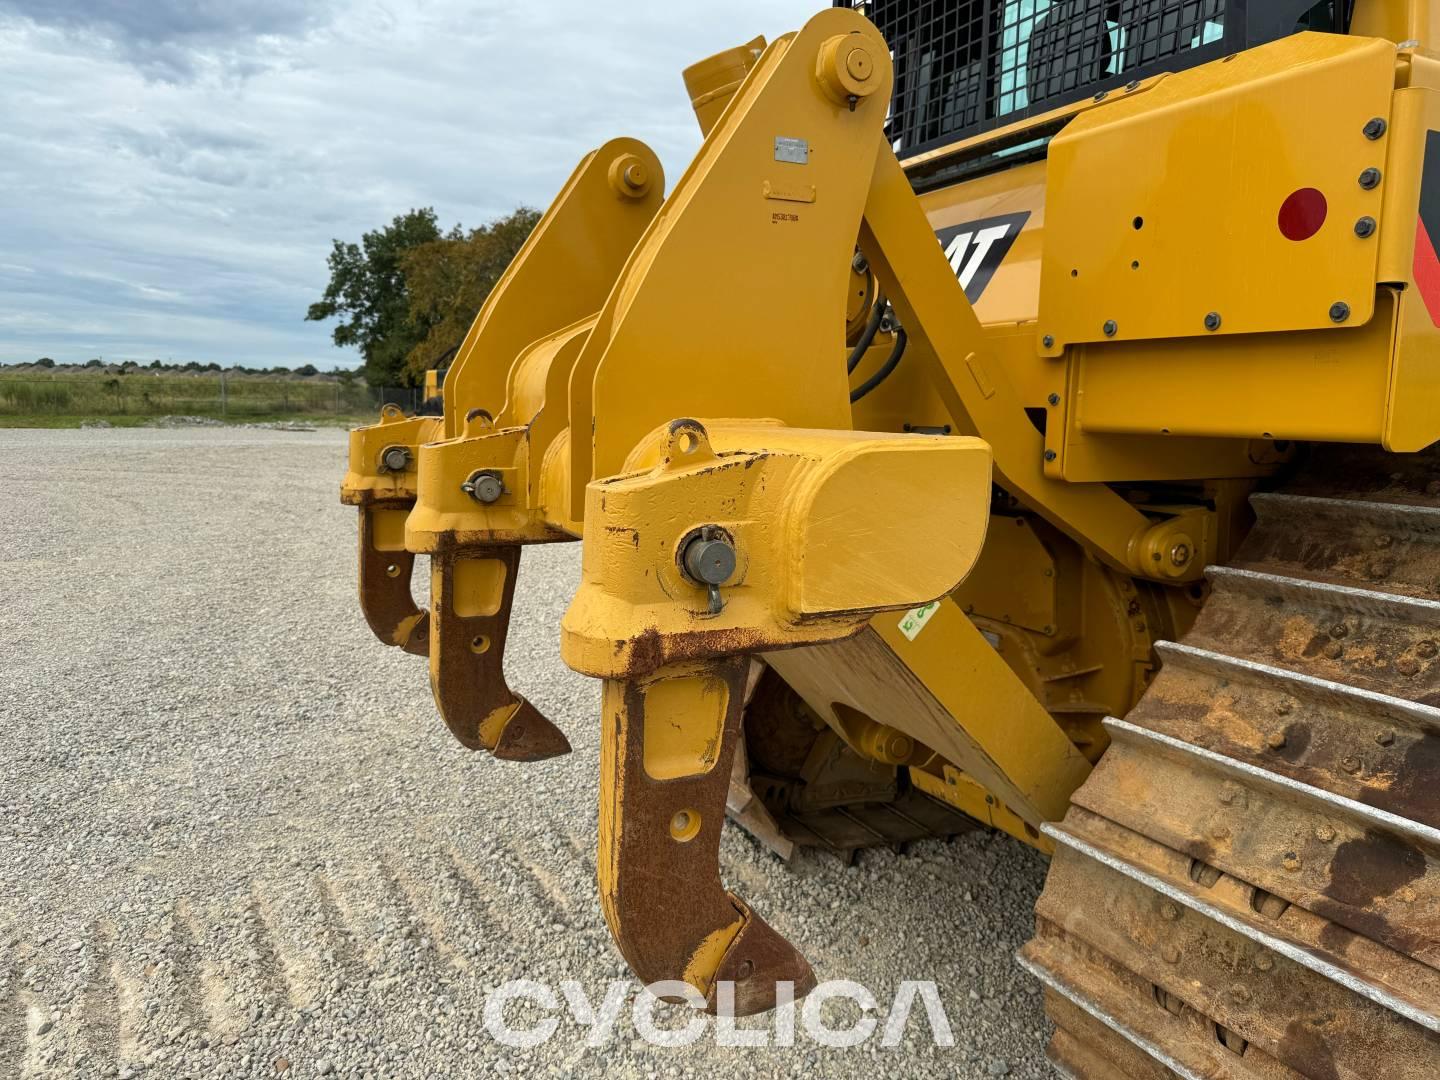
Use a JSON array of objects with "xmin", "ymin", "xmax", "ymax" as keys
[{"xmin": 220, "ymin": 372, "xmax": 227, "ymax": 419}]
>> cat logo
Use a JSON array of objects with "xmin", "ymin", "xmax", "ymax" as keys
[{"xmin": 934, "ymin": 211, "xmax": 1031, "ymax": 303}]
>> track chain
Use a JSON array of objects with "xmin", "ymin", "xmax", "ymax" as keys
[{"xmin": 1021, "ymin": 445, "xmax": 1440, "ymax": 1079}]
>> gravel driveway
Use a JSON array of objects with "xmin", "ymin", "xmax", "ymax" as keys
[{"xmin": 0, "ymin": 426, "xmax": 1052, "ymax": 1079}]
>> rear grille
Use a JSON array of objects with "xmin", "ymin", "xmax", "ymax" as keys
[{"xmin": 843, "ymin": 1, "xmax": 1351, "ymax": 160}]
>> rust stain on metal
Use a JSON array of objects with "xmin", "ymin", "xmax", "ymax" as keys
[
  {"xmin": 1324, "ymin": 829, "xmax": 1427, "ymax": 909},
  {"xmin": 1023, "ymin": 446, "xmax": 1440, "ymax": 1078},
  {"xmin": 603, "ymin": 661, "xmax": 814, "ymax": 1014},
  {"xmin": 356, "ymin": 504, "xmax": 430, "ymax": 657},
  {"xmin": 430, "ymin": 544, "xmax": 570, "ymax": 759}
]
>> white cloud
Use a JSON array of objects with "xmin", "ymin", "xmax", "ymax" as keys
[{"xmin": 0, "ymin": 0, "xmax": 819, "ymax": 369}]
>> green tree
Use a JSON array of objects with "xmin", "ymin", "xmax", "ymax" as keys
[
  {"xmin": 399, "ymin": 208, "xmax": 540, "ymax": 383},
  {"xmin": 35, "ymin": 357, "xmax": 55, "ymax": 368},
  {"xmin": 306, "ymin": 208, "xmax": 450, "ymax": 387}
]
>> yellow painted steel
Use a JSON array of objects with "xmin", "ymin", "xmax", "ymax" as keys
[
  {"xmin": 1038, "ymin": 33, "xmax": 1394, "ymax": 349},
  {"xmin": 339, "ymin": 0, "xmax": 1440, "ymax": 1017},
  {"xmin": 441, "ymin": 138, "xmax": 664, "ymax": 439},
  {"xmin": 860, "ymin": 150, "xmax": 1215, "ymax": 581},
  {"xmin": 909, "ymin": 765, "xmax": 1053, "ymax": 854},
  {"xmin": 565, "ymin": 13, "xmax": 892, "ymax": 521},
  {"xmin": 1352, "ymin": 0, "xmax": 1436, "ymax": 41},
  {"xmin": 340, "ymin": 406, "xmax": 439, "ymax": 505},
  {"xmin": 559, "ymin": 420, "xmax": 994, "ymax": 677}
]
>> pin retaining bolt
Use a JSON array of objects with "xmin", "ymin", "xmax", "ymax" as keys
[
  {"xmin": 681, "ymin": 526, "xmax": 737, "ymax": 615},
  {"xmin": 461, "ymin": 469, "xmax": 504, "ymax": 504}
]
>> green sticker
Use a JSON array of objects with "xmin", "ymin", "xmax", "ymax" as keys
[{"xmin": 898, "ymin": 600, "xmax": 940, "ymax": 641}]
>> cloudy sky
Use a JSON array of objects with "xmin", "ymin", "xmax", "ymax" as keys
[{"xmin": 0, "ymin": 0, "xmax": 818, "ymax": 369}]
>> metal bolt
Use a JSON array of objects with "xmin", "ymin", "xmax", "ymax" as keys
[
  {"xmin": 1169, "ymin": 542, "xmax": 1191, "ymax": 568},
  {"xmin": 1330, "ymin": 302, "xmax": 1351, "ymax": 323},
  {"xmin": 1255, "ymin": 953, "xmax": 1275, "ymax": 972},
  {"xmin": 1266, "ymin": 732, "xmax": 1287, "ymax": 750},
  {"xmin": 1103, "ymin": 319, "xmax": 1118, "ymax": 337},
  {"xmin": 1316, "ymin": 824, "xmax": 1336, "ymax": 843},
  {"xmin": 1417, "ymin": 639, "xmax": 1439, "ymax": 658},
  {"xmin": 1125, "ymin": 79, "xmax": 1140, "ymax": 91},
  {"xmin": 1231, "ymin": 984, "xmax": 1252, "ymax": 1005},
  {"xmin": 380, "ymin": 445, "xmax": 411, "ymax": 472},
  {"xmin": 1364, "ymin": 117, "xmax": 1388, "ymax": 140},
  {"xmin": 1093, "ymin": 90, "xmax": 1108, "ymax": 102},
  {"xmin": 1397, "ymin": 656, "xmax": 1421, "ymax": 677},
  {"xmin": 1161, "ymin": 945, "xmax": 1180, "ymax": 965},
  {"xmin": 1204, "ymin": 311, "xmax": 1221, "ymax": 331},
  {"xmin": 1274, "ymin": 700, "xmax": 1292, "ymax": 716},
  {"xmin": 1047, "ymin": 393, "xmax": 1061, "ymax": 406},
  {"xmin": 1044, "ymin": 449, "xmax": 1057, "ymax": 462},
  {"xmin": 1323, "ymin": 641, "xmax": 1344, "ymax": 660},
  {"xmin": 1375, "ymin": 730, "xmax": 1395, "ymax": 747},
  {"xmin": 1341, "ymin": 755, "xmax": 1362, "ymax": 774},
  {"xmin": 1355, "ymin": 216, "xmax": 1377, "ymax": 238},
  {"xmin": 1159, "ymin": 902, "xmax": 1181, "ymax": 922},
  {"xmin": 1359, "ymin": 167, "xmax": 1382, "ymax": 190},
  {"xmin": 682, "ymin": 533, "xmax": 737, "ymax": 587},
  {"xmin": 851, "ymin": 251, "xmax": 869, "ymax": 274},
  {"xmin": 460, "ymin": 469, "xmax": 504, "ymax": 504},
  {"xmin": 1330, "ymin": 622, "xmax": 1348, "ymax": 639},
  {"xmin": 1375, "ymin": 533, "xmax": 1394, "ymax": 548},
  {"xmin": 1283, "ymin": 852, "xmax": 1303, "ymax": 872},
  {"xmin": 1041, "ymin": 334, "xmax": 1055, "ymax": 349},
  {"xmin": 1211, "ymin": 823, "xmax": 1231, "ymax": 840}
]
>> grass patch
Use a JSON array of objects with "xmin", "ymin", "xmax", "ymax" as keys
[
  {"xmin": 0, "ymin": 370, "xmax": 389, "ymax": 422},
  {"xmin": 0, "ymin": 413, "xmax": 373, "ymax": 430}
]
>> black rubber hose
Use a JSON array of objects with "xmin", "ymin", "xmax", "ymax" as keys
[
  {"xmin": 846, "ymin": 293, "xmax": 887, "ymax": 374},
  {"xmin": 849, "ymin": 327, "xmax": 907, "ymax": 404}
]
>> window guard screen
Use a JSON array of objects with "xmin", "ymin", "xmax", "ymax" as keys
[{"xmin": 840, "ymin": 1, "xmax": 1351, "ymax": 160}]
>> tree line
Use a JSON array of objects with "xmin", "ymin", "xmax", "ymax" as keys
[
  {"xmin": 19, "ymin": 357, "xmax": 330, "ymax": 377},
  {"xmin": 305, "ymin": 206, "xmax": 539, "ymax": 388}
]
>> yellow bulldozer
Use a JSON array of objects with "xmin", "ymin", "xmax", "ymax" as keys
[{"xmin": 341, "ymin": 1, "xmax": 1440, "ymax": 1074}]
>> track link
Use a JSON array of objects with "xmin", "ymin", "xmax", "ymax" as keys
[{"xmin": 1021, "ymin": 446, "xmax": 1440, "ymax": 1079}]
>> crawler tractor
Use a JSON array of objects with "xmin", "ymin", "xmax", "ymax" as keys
[{"xmin": 341, "ymin": 1, "xmax": 1440, "ymax": 1074}]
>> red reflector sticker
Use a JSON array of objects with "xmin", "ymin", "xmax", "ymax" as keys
[
  {"xmin": 1277, "ymin": 188, "xmax": 1328, "ymax": 241},
  {"xmin": 1412, "ymin": 218, "xmax": 1440, "ymax": 327}
]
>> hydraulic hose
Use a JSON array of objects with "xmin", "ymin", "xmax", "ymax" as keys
[
  {"xmin": 849, "ymin": 327, "xmax": 907, "ymax": 404},
  {"xmin": 846, "ymin": 293, "xmax": 887, "ymax": 374}
]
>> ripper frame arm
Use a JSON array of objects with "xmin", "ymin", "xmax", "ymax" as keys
[{"xmin": 345, "ymin": 4, "xmax": 1213, "ymax": 1014}]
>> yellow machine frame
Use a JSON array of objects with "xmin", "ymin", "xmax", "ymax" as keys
[{"xmin": 340, "ymin": 0, "xmax": 1440, "ymax": 1016}]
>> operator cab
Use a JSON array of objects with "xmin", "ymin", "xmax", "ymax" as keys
[{"xmin": 840, "ymin": 1, "xmax": 1357, "ymax": 184}]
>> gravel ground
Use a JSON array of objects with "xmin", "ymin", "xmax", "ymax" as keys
[{"xmin": 0, "ymin": 427, "xmax": 1052, "ymax": 1079}]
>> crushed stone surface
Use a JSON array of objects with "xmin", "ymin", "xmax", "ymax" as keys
[{"xmin": 0, "ymin": 427, "xmax": 1053, "ymax": 1079}]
